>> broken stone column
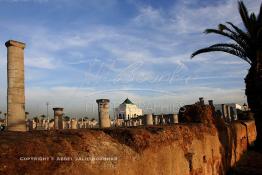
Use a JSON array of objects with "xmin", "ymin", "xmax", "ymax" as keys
[
  {"xmin": 28, "ymin": 120, "xmax": 34, "ymax": 131},
  {"xmin": 96, "ymin": 99, "xmax": 111, "ymax": 128},
  {"xmin": 208, "ymin": 100, "xmax": 214, "ymax": 106},
  {"xmin": 145, "ymin": 114, "xmax": 153, "ymax": 125},
  {"xmin": 53, "ymin": 108, "xmax": 63, "ymax": 129},
  {"xmin": 6, "ymin": 40, "xmax": 26, "ymax": 131},
  {"xmin": 160, "ymin": 115, "xmax": 165, "ymax": 125},
  {"xmin": 25, "ymin": 112, "xmax": 29, "ymax": 131},
  {"xmin": 170, "ymin": 113, "xmax": 179, "ymax": 124},
  {"xmin": 80, "ymin": 118, "xmax": 84, "ymax": 128},
  {"xmin": 154, "ymin": 115, "xmax": 159, "ymax": 125},
  {"xmin": 44, "ymin": 120, "xmax": 49, "ymax": 130},
  {"xmin": 70, "ymin": 119, "xmax": 77, "ymax": 129},
  {"xmin": 25, "ymin": 112, "xmax": 29, "ymax": 121},
  {"xmin": 62, "ymin": 121, "xmax": 67, "ymax": 129},
  {"xmin": 230, "ymin": 106, "xmax": 237, "ymax": 121},
  {"xmin": 199, "ymin": 97, "xmax": 204, "ymax": 105},
  {"xmin": 139, "ymin": 118, "xmax": 142, "ymax": 125},
  {"xmin": 165, "ymin": 115, "xmax": 170, "ymax": 124},
  {"xmin": 227, "ymin": 105, "xmax": 231, "ymax": 122},
  {"xmin": 133, "ymin": 120, "xmax": 137, "ymax": 126},
  {"xmin": 221, "ymin": 104, "xmax": 228, "ymax": 121}
]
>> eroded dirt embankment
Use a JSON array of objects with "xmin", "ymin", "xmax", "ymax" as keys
[{"xmin": 0, "ymin": 105, "xmax": 257, "ymax": 175}]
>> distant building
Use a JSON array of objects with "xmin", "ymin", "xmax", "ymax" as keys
[{"xmin": 114, "ymin": 98, "xmax": 143, "ymax": 120}]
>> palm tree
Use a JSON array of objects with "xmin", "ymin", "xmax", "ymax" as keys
[
  {"xmin": 191, "ymin": 1, "xmax": 262, "ymax": 146},
  {"xmin": 63, "ymin": 116, "xmax": 70, "ymax": 122},
  {"xmin": 33, "ymin": 117, "xmax": 39, "ymax": 123},
  {"xmin": 40, "ymin": 114, "xmax": 46, "ymax": 119},
  {"xmin": 40, "ymin": 114, "xmax": 46, "ymax": 122}
]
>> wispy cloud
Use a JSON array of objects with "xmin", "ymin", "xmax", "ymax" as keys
[{"xmin": 25, "ymin": 57, "xmax": 57, "ymax": 69}]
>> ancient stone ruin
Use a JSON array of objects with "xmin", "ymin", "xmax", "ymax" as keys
[
  {"xmin": 53, "ymin": 107, "xmax": 64, "ymax": 130},
  {"xmin": 96, "ymin": 99, "xmax": 111, "ymax": 128},
  {"xmin": 5, "ymin": 40, "xmax": 26, "ymax": 132}
]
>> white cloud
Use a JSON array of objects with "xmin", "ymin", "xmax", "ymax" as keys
[
  {"xmin": 133, "ymin": 6, "xmax": 165, "ymax": 27},
  {"xmin": 25, "ymin": 57, "xmax": 56, "ymax": 69}
]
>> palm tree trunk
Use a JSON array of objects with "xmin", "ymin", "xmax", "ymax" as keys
[{"xmin": 245, "ymin": 51, "xmax": 262, "ymax": 146}]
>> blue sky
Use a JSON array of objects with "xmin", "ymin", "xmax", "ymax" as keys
[{"xmin": 0, "ymin": 0, "xmax": 260, "ymax": 118}]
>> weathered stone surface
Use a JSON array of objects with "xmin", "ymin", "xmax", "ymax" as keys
[
  {"xmin": 145, "ymin": 114, "xmax": 153, "ymax": 125},
  {"xmin": 53, "ymin": 108, "xmax": 63, "ymax": 130},
  {"xmin": 6, "ymin": 40, "xmax": 26, "ymax": 132},
  {"xmin": 71, "ymin": 119, "xmax": 78, "ymax": 129},
  {"xmin": 170, "ymin": 113, "xmax": 178, "ymax": 124},
  {"xmin": 178, "ymin": 104, "xmax": 215, "ymax": 125},
  {"xmin": 96, "ymin": 99, "xmax": 111, "ymax": 128}
]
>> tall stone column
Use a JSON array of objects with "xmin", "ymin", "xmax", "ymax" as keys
[
  {"xmin": 53, "ymin": 108, "xmax": 63, "ymax": 129},
  {"xmin": 208, "ymin": 100, "xmax": 214, "ymax": 106},
  {"xmin": 199, "ymin": 97, "xmax": 205, "ymax": 105},
  {"xmin": 96, "ymin": 99, "xmax": 111, "ymax": 128},
  {"xmin": 6, "ymin": 40, "xmax": 26, "ymax": 131}
]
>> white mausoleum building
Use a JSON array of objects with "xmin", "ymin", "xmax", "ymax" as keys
[{"xmin": 114, "ymin": 98, "xmax": 143, "ymax": 120}]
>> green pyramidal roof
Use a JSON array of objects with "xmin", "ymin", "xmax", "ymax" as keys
[{"xmin": 122, "ymin": 98, "xmax": 134, "ymax": 104}]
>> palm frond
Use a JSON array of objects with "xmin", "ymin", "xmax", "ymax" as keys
[
  {"xmin": 250, "ymin": 13, "xmax": 257, "ymax": 35},
  {"xmin": 191, "ymin": 1, "xmax": 260, "ymax": 66},
  {"xmin": 204, "ymin": 28, "xmax": 248, "ymax": 50},
  {"xmin": 257, "ymin": 3, "xmax": 262, "ymax": 25},
  {"xmin": 191, "ymin": 45, "xmax": 251, "ymax": 64},
  {"xmin": 226, "ymin": 22, "xmax": 249, "ymax": 39},
  {"xmin": 209, "ymin": 43, "xmax": 246, "ymax": 54},
  {"xmin": 218, "ymin": 24, "xmax": 232, "ymax": 32},
  {"xmin": 205, "ymin": 29, "xmax": 234, "ymax": 39},
  {"xmin": 250, "ymin": 13, "xmax": 257, "ymax": 21},
  {"xmin": 217, "ymin": 23, "xmax": 249, "ymax": 48},
  {"xmin": 218, "ymin": 24, "xmax": 227, "ymax": 31},
  {"xmin": 239, "ymin": 1, "xmax": 252, "ymax": 34},
  {"xmin": 225, "ymin": 22, "xmax": 251, "ymax": 51}
]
